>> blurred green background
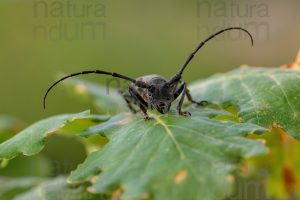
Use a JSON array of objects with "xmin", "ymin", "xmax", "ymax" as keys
[
  {"xmin": 1, "ymin": 0, "xmax": 299, "ymax": 123},
  {"xmin": 0, "ymin": 0, "xmax": 300, "ymax": 199}
]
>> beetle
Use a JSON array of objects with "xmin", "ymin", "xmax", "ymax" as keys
[{"xmin": 43, "ymin": 27, "xmax": 253, "ymax": 120}]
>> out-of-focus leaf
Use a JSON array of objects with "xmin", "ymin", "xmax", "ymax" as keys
[
  {"xmin": 0, "ymin": 111, "xmax": 108, "ymax": 160},
  {"xmin": 0, "ymin": 155, "xmax": 51, "ymax": 177},
  {"xmin": 226, "ymin": 172, "xmax": 268, "ymax": 200},
  {"xmin": 63, "ymin": 78, "xmax": 127, "ymax": 114},
  {"xmin": 69, "ymin": 108, "xmax": 267, "ymax": 200},
  {"xmin": 0, "ymin": 177, "xmax": 44, "ymax": 200},
  {"xmin": 246, "ymin": 128, "xmax": 300, "ymax": 199},
  {"xmin": 190, "ymin": 67, "xmax": 300, "ymax": 139},
  {"xmin": 14, "ymin": 176, "xmax": 106, "ymax": 200},
  {"xmin": 0, "ymin": 116, "xmax": 24, "ymax": 143}
]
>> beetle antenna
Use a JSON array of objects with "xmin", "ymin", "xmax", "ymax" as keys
[
  {"xmin": 178, "ymin": 27, "xmax": 253, "ymax": 76},
  {"xmin": 43, "ymin": 70, "xmax": 136, "ymax": 109}
]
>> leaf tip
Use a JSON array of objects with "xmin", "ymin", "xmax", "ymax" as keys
[{"xmin": 279, "ymin": 50, "xmax": 300, "ymax": 69}]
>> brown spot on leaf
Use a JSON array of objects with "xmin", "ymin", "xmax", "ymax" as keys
[
  {"xmin": 257, "ymin": 139, "xmax": 266, "ymax": 145},
  {"xmin": 111, "ymin": 188, "xmax": 123, "ymax": 200},
  {"xmin": 277, "ymin": 128, "xmax": 290, "ymax": 144},
  {"xmin": 282, "ymin": 165, "xmax": 297, "ymax": 195},
  {"xmin": 87, "ymin": 187, "xmax": 96, "ymax": 194},
  {"xmin": 227, "ymin": 175, "xmax": 235, "ymax": 183},
  {"xmin": 75, "ymin": 84, "xmax": 87, "ymax": 94},
  {"xmin": 45, "ymin": 131, "xmax": 56, "ymax": 138},
  {"xmin": 240, "ymin": 163, "xmax": 250, "ymax": 176},
  {"xmin": 175, "ymin": 170, "xmax": 187, "ymax": 184},
  {"xmin": 273, "ymin": 122, "xmax": 283, "ymax": 129},
  {"xmin": 45, "ymin": 125, "xmax": 64, "ymax": 138},
  {"xmin": 238, "ymin": 117, "xmax": 243, "ymax": 123},
  {"xmin": 91, "ymin": 176, "xmax": 98, "ymax": 184}
]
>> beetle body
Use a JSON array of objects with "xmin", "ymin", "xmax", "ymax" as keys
[{"xmin": 129, "ymin": 75, "xmax": 177, "ymax": 115}]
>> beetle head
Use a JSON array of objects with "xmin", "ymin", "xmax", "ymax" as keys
[{"xmin": 147, "ymin": 83, "xmax": 176, "ymax": 114}]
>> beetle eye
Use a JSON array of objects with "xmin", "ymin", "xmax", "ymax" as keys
[{"xmin": 148, "ymin": 85, "xmax": 155, "ymax": 92}]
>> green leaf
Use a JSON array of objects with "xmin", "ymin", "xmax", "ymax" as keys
[
  {"xmin": 247, "ymin": 128, "xmax": 300, "ymax": 199},
  {"xmin": 63, "ymin": 78, "xmax": 127, "ymax": 114},
  {"xmin": 190, "ymin": 67, "xmax": 300, "ymax": 139},
  {"xmin": 69, "ymin": 108, "xmax": 267, "ymax": 200},
  {"xmin": 0, "ymin": 111, "xmax": 108, "ymax": 160},
  {"xmin": 5, "ymin": 66, "xmax": 298, "ymax": 200},
  {"xmin": 14, "ymin": 176, "xmax": 105, "ymax": 200},
  {"xmin": 0, "ymin": 116, "xmax": 24, "ymax": 143},
  {"xmin": 0, "ymin": 155, "xmax": 51, "ymax": 177},
  {"xmin": 0, "ymin": 177, "xmax": 44, "ymax": 199}
]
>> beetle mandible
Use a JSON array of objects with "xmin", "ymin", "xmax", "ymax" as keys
[{"xmin": 43, "ymin": 27, "xmax": 253, "ymax": 120}]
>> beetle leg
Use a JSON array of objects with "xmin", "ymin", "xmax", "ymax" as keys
[
  {"xmin": 175, "ymin": 83, "xmax": 208, "ymax": 107},
  {"xmin": 174, "ymin": 83, "xmax": 185, "ymax": 100},
  {"xmin": 185, "ymin": 88, "xmax": 208, "ymax": 106},
  {"xmin": 118, "ymin": 89, "xmax": 138, "ymax": 113},
  {"xmin": 139, "ymin": 106, "xmax": 150, "ymax": 120},
  {"xmin": 175, "ymin": 82, "xmax": 191, "ymax": 117},
  {"xmin": 128, "ymin": 87, "xmax": 150, "ymax": 120}
]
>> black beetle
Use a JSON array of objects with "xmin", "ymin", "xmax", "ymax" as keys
[{"xmin": 43, "ymin": 27, "xmax": 253, "ymax": 120}]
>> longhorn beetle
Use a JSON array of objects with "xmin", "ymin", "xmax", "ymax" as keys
[{"xmin": 43, "ymin": 27, "xmax": 253, "ymax": 120}]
